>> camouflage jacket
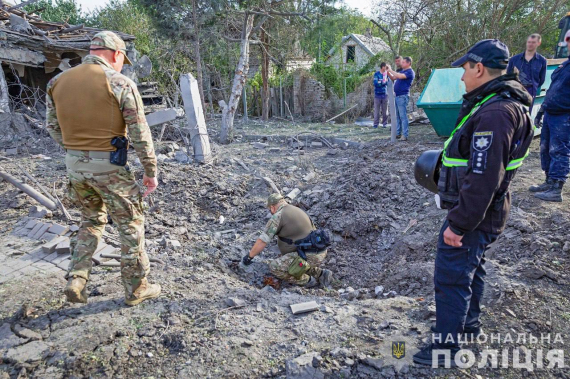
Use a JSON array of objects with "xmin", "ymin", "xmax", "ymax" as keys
[
  {"xmin": 46, "ymin": 55, "xmax": 157, "ymax": 178},
  {"xmin": 259, "ymin": 203, "xmax": 287, "ymax": 244}
]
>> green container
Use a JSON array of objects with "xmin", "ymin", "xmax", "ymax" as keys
[{"xmin": 417, "ymin": 64, "xmax": 560, "ymax": 137}]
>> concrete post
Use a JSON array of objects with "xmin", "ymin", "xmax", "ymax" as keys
[
  {"xmin": 387, "ymin": 78, "xmax": 397, "ymax": 143},
  {"xmin": 180, "ymin": 73, "xmax": 212, "ymax": 163},
  {"xmin": 242, "ymin": 86, "xmax": 248, "ymax": 122}
]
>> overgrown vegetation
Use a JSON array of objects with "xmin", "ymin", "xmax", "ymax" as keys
[{"xmin": 30, "ymin": 0, "xmax": 570, "ymax": 102}]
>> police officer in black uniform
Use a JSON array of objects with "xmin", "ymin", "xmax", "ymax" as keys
[{"xmin": 413, "ymin": 40, "xmax": 534, "ymax": 366}]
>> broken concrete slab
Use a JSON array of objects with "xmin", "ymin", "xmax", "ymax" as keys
[
  {"xmin": 41, "ymin": 236, "xmax": 68, "ymax": 253},
  {"xmin": 290, "ymin": 301, "xmax": 320, "ymax": 315},
  {"xmin": 253, "ymin": 142, "xmax": 269, "ymax": 149},
  {"xmin": 180, "ymin": 73, "xmax": 212, "ymax": 164},
  {"xmin": 69, "ymin": 225, "xmax": 79, "ymax": 233},
  {"xmin": 56, "ymin": 258, "xmax": 71, "ymax": 271},
  {"xmin": 32, "ymin": 223, "xmax": 52, "ymax": 240},
  {"xmin": 42, "ymin": 251, "xmax": 59, "ymax": 263},
  {"xmin": 39, "ymin": 232, "xmax": 58, "ymax": 242},
  {"xmin": 14, "ymin": 325, "xmax": 42, "ymax": 341},
  {"xmin": 5, "ymin": 147, "xmax": 17, "ymax": 156},
  {"xmin": 3, "ymin": 340, "xmax": 51, "ymax": 364},
  {"xmin": 48, "ymin": 223, "xmax": 69, "ymax": 236},
  {"xmin": 28, "ymin": 205, "xmax": 52, "ymax": 219},
  {"xmin": 303, "ymin": 172, "xmax": 315, "ymax": 182},
  {"xmin": 225, "ymin": 298, "xmax": 246, "ymax": 307},
  {"xmin": 286, "ymin": 188, "xmax": 301, "ymax": 200},
  {"xmin": 0, "ymin": 323, "xmax": 27, "ymax": 350},
  {"xmin": 27, "ymin": 222, "xmax": 44, "ymax": 238},
  {"xmin": 55, "ymin": 239, "xmax": 70, "ymax": 254},
  {"xmin": 25, "ymin": 219, "xmax": 40, "ymax": 229},
  {"xmin": 51, "ymin": 253, "xmax": 70, "ymax": 265},
  {"xmin": 146, "ymin": 108, "xmax": 178, "ymax": 127}
]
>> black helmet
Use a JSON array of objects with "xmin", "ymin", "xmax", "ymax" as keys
[{"xmin": 414, "ymin": 149, "xmax": 442, "ymax": 194}]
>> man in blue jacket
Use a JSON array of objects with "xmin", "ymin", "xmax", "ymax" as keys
[
  {"xmin": 531, "ymin": 30, "xmax": 570, "ymax": 202},
  {"xmin": 506, "ymin": 33, "xmax": 547, "ymax": 102},
  {"xmin": 373, "ymin": 62, "xmax": 388, "ymax": 128}
]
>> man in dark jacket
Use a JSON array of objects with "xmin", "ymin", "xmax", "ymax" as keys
[
  {"xmin": 530, "ymin": 30, "xmax": 570, "ymax": 202},
  {"xmin": 506, "ymin": 33, "xmax": 547, "ymax": 101},
  {"xmin": 413, "ymin": 40, "xmax": 534, "ymax": 367}
]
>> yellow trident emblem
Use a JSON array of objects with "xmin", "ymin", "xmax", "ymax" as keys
[{"xmin": 392, "ymin": 342, "xmax": 405, "ymax": 359}]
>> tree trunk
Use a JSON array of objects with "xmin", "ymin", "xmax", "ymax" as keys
[
  {"xmin": 260, "ymin": 28, "xmax": 270, "ymax": 121},
  {"xmin": 219, "ymin": 13, "xmax": 255, "ymax": 144},
  {"xmin": 191, "ymin": 0, "xmax": 206, "ymax": 113}
]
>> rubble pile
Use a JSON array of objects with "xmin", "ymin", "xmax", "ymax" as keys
[{"xmin": 0, "ymin": 120, "xmax": 569, "ymax": 377}]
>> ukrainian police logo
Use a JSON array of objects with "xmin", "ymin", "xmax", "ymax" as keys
[
  {"xmin": 473, "ymin": 131, "xmax": 493, "ymax": 151},
  {"xmin": 392, "ymin": 342, "xmax": 405, "ymax": 359}
]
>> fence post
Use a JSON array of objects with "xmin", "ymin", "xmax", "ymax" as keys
[{"xmin": 242, "ymin": 86, "xmax": 248, "ymax": 122}]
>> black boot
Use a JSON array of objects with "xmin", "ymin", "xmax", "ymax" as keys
[
  {"xmin": 529, "ymin": 177, "xmax": 553, "ymax": 192},
  {"xmin": 534, "ymin": 180, "xmax": 564, "ymax": 202},
  {"xmin": 412, "ymin": 343, "xmax": 460, "ymax": 367}
]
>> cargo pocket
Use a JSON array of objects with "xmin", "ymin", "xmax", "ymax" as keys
[
  {"xmin": 435, "ymin": 244, "xmax": 471, "ymax": 286},
  {"xmin": 67, "ymin": 180, "xmax": 80, "ymax": 206}
]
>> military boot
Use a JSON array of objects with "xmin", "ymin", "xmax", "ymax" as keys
[
  {"xmin": 318, "ymin": 269, "xmax": 333, "ymax": 288},
  {"xmin": 534, "ymin": 180, "xmax": 564, "ymax": 202},
  {"xmin": 303, "ymin": 277, "xmax": 319, "ymax": 288},
  {"xmin": 529, "ymin": 177, "xmax": 553, "ymax": 192},
  {"xmin": 64, "ymin": 276, "xmax": 88, "ymax": 304},
  {"xmin": 125, "ymin": 278, "xmax": 161, "ymax": 306}
]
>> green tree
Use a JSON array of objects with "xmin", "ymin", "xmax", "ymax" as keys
[{"xmin": 24, "ymin": 0, "xmax": 85, "ymax": 24}]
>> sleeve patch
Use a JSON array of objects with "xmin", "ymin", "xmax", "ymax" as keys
[
  {"xmin": 472, "ymin": 151, "xmax": 488, "ymax": 174},
  {"xmin": 473, "ymin": 131, "xmax": 493, "ymax": 151}
]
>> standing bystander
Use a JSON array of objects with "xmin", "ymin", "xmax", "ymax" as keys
[
  {"xmin": 530, "ymin": 30, "xmax": 570, "ymax": 202},
  {"xmin": 506, "ymin": 33, "xmax": 547, "ymax": 103},
  {"xmin": 373, "ymin": 63, "xmax": 389, "ymax": 128},
  {"xmin": 387, "ymin": 57, "xmax": 415, "ymax": 141}
]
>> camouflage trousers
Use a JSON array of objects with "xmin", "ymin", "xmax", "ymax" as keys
[
  {"xmin": 65, "ymin": 152, "xmax": 150, "ymax": 298},
  {"xmin": 268, "ymin": 250, "xmax": 327, "ymax": 286}
]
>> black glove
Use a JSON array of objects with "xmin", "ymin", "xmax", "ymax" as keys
[
  {"xmin": 534, "ymin": 108, "xmax": 544, "ymax": 128},
  {"xmin": 242, "ymin": 254, "xmax": 254, "ymax": 265}
]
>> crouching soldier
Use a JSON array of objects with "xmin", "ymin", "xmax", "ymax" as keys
[{"xmin": 242, "ymin": 194, "xmax": 333, "ymax": 288}]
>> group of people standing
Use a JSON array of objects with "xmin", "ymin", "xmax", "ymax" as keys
[
  {"xmin": 372, "ymin": 32, "xmax": 570, "ymax": 204},
  {"xmin": 372, "ymin": 56, "xmax": 415, "ymax": 141}
]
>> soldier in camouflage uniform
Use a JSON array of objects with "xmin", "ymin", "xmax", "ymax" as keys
[
  {"xmin": 242, "ymin": 194, "xmax": 333, "ymax": 287},
  {"xmin": 46, "ymin": 31, "xmax": 161, "ymax": 306}
]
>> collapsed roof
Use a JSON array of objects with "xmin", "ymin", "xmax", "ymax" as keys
[{"xmin": 0, "ymin": 1, "xmax": 134, "ymax": 81}]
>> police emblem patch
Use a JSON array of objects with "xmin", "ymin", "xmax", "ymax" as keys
[
  {"xmin": 473, "ymin": 131, "xmax": 493, "ymax": 151},
  {"xmin": 392, "ymin": 341, "xmax": 405, "ymax": 359}
]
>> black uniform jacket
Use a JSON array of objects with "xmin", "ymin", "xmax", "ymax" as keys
[{"xmin": 444, "ymin": 74, "xmax": 533, "ymax": 235}]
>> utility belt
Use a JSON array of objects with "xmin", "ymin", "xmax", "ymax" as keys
[
  {"xmin": 279, "ymin": 229, "xmax": 331, "ymax": 260},
  {"xmin": 67, "ymin": 136, "xmax": 129, "ymax": 166},
  {"xmin": 279, "ymin": 229, "xmax": 331, "ymax": 280},
  {"xmin": 67, "ymin": 150, "xmax": 111, "ymax": 159}
]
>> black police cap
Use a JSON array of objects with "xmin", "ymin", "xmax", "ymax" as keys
[{"xmin": 452, "ymin": 39, "xmax": 510, "ymax": 69}]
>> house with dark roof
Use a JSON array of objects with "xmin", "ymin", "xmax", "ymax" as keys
[{"xmin": 325, "ymin": 33, "xmax": 390, "ymax": 70}]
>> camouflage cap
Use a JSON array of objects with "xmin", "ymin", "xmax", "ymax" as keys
[
  {"xmin": 267, "ymin": 193, "xmax": 284, "ymax": 207},
  {"xmin": 91, "ymin": 31, "xmax": 132, "ymax": 65}
]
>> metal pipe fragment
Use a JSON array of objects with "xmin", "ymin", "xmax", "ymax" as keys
[{"xmin": 0, "ymin": 169, "xmax": 57, "ymax": 210}]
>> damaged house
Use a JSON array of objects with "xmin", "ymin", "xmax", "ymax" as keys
[{"xmin": 0, "ymin": 3, "xmax": 163, "ymax": 138}]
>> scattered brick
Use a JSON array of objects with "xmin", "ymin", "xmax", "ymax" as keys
[{"xmin": 48, "ymin": 224, "xmax": 69, "ymax": 236}]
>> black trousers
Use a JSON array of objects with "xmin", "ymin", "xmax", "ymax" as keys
[{"xmin": 433, "ymin": 220, "xmax": 499, "ymax": 348}]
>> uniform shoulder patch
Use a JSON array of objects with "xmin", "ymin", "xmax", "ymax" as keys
[{"xmin": 473, "ymin": 131, "xmax": 493, "ymax": 152}]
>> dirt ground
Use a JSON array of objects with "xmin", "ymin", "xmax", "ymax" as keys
[{"xmin": 1, "ymin": 118, "xmax": 569, "ymax": 378}]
